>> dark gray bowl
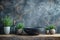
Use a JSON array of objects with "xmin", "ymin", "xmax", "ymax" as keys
[{"xmin": 23, "ymin": 27, "xmax": 41, "ymax": 35}]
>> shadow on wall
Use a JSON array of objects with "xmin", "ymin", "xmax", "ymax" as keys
[{"xmin": 0, "ymin": 18, "xmax": 4, "ymax": 34}]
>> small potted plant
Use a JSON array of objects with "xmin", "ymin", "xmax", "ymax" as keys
[
  {"xmin": 16, "ymin": 23, "xmax": 24, "ymax": 34},
  {"xmin": 2, "ymin": 16, "xmax": 13, "ymax": 34},
  {"xmin": 49, "ymin": 25, "xmax": 56, "ymax": 34},
  {"xmin": 45, "ymin": 27, "xmax": 49, "ymax": 34}
]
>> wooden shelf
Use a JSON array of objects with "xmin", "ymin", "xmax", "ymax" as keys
[
  {"xmin": 0, "ymin": 34, "xmax": 60, "ymax": 40},
  {"xmin": 0, "ymin": 34, "xmax": 60, "ymax": 38}
]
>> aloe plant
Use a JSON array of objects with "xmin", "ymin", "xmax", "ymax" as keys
[{"xmin": 2, "ymin": 16, "xmax": 13, "ymax": 27}]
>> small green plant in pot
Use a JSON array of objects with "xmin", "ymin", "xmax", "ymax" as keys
[
  {"xmin": 16, "ymin": 23, "xmax": 24, "ymax": 34},
  {"xmin": 49, "ymin": 25, "xmax": 56, "ymax": 34},
  {"xmin": 45, "ymin": 27, "xmax": 50, "ymax": 34},
  {"xmin": 2, "ymin": 16, "xmax": 13, "ymax": 34}
]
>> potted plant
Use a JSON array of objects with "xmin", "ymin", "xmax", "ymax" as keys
[
  {"xmin": 45, "ymin": 27, "xmax": 49, "ymax": 34},
  {"xmin": 2, "ymin": 16, "xmax": 13, "ymax": 34},
  {"xmin": 49, "ymin": 25, "xmax": 56, "ymax": 34},
  {"xmin": 16, "ymin": 23, "xmax": 24, "ymax": 34}
]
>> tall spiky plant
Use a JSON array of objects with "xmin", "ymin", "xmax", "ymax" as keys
[{"xmin": 2, "ymin": 16, "xmax": 13, "ymax": 27}]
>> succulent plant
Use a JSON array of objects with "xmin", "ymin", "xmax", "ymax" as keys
[
  {"xmin": 16, "ymin": 23, "xmax": 24, "ymax": 29},
  {"xmin": 46, "ymin": 25, "xmax": 56, "ymax": 30},
  {"xmin": 45, "ymin": 27, "xmax": 49, "ymax": 30},
  {"xmin": 49, "ymin": 25, "xmax": 56, "ymax": 29}
]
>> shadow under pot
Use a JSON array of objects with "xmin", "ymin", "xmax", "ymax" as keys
[{"xmin": 23, "ymin": 27, "xmax": 41, "ymax": 35}]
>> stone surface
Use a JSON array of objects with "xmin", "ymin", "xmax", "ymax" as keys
[{"xmin": 0, "ymin": 0, "xmax": 60, "ymax": 33}]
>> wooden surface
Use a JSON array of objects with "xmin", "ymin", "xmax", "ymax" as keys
[
  {"xmin": 0, "ymin": 34, "xmax": 60, "ymax": 37},
  {"xmin": 0, "ymin": 34, "xmax": 60, "ymax": 40}
]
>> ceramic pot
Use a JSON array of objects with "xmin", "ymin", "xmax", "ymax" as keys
[
  {"xmin": 45, "ymin": 30, "xmax": 49, "ymax": 34},
  {"xmin": 50, "ymin": 29, "xmax": 56, "ymax": 34},
  {"xmin": 4, "ymin": 27, "xmax": 10, "ymax": 34},
  {"xmin": 17, "ymin": 29, "xmax": 23, "ymax": 34}
]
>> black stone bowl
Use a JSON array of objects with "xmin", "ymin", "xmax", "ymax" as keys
[{"xmin": 23, "ymin": 27, "xmax": 41, "ymax": 35}]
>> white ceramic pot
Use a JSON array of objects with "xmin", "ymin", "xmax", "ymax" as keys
[
  {"xmin": 45, "ymin": 30, "xmax": 49, "ymax": 34},
  {"xmin": 17, "ymin": 29, "xmax": 23, "ymax": 34},
  {"xmin": 4, "ymin": 27, "xmax": 10, "ymax": 34},
  {"xmin": 50, "ymin": 29, "xmax": 56, "ymax": 34}
]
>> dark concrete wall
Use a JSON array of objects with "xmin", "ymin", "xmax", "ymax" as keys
[{"xmin": 0, "ymin": 0, "xmax": 60, "ymax": 33}]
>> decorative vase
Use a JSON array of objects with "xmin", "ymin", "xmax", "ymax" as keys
[{"xmin": 4, "ymin": 27, "xmax": 10, "ymax": 34}]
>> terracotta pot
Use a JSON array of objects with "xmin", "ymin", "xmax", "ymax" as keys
[{"xmin": 49, "ymin": 29, "xmax": 56, "ymax": 34}]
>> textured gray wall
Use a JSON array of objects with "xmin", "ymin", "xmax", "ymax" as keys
[{"xmin": 0, "ymin": 0, "xmax": 60, "ymax": 33}]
